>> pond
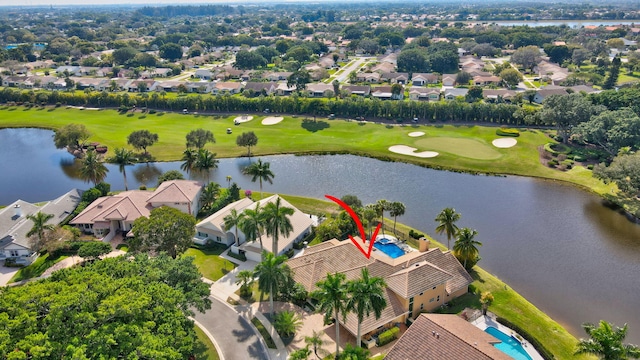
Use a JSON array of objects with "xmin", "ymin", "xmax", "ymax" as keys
[{"xmin": 1, "ymin": 128, "xmax": 640, "ymax": 343}]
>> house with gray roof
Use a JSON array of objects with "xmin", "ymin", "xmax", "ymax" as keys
[{"xmin": 0, "ymin": 189, "xmax": 82, "ymax": 265}]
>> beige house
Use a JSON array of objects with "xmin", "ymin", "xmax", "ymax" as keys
[
  {"xmin": 287, "ymin": 238, "xmax": 472, "ymax": 340},
  {"xmin": 385, "ymin": 314, "xmax": 511, "ymax": 360},
  {"xmin": 409, "ymin": 87, "xmax": 440, "ymax": 101},
  {"xmin": 195, "ymin": 195, "xmax": 313, "ymax": 262},
  {"xmin": 71, "ymin": 180, "xmax": 202, "ymax": 240}
]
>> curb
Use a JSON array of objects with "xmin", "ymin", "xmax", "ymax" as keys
[{"xmin": 192, "ymin": 318, "xmax": 225, "ymax": 360}]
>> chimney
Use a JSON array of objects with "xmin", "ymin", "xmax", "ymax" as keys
[
  {"xmin": 418, "ymin": 237, "xmax": 430, "ymax": 252},
  {"xmin": 13, "ymin": 204, "xmax": 21, "ymax": 217}
]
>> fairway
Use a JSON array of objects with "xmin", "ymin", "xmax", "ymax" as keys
[{"xmin": 414, "ymin": 137, "xmax": 502, "ymax": 160}]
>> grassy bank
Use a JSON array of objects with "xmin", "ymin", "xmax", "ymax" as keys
[
  {"xmin": 194, "ymin": 325, "xmax": 221, "ymax": 360},
  {"xmin": 9, "ymin": 253, "xmax": 68, "ymax": 283},
  {"xmin": 0, "ymin": 106, "xmax": 615, "ymax": 198}
]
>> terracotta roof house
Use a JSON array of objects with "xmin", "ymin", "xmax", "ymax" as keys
[
  {"xmin": 71, "ymin": 180, "xmax": 202, "ymax": 241},
  {"xmin": 195, "ymin": 195, "xmax": 313, "ymax": 261},
  {"xmin": 381, "ymin": 72, "xmax": 409, "ymax": 84},
  {"xmin": 533, "ymin": 88, "xmax": 568, "ymax": 104},
  {"xmin": 287, "ymin": 238, "xmax": 472, "ymax": 340},
  {"xmin": 372, "ymin": 62, "xmax": 396, "ymax": 74},
  {"xmin": 473, "ymin": 75, "xmax": 502, "ymax": 86},
  {"xmin": 212, "ymin": 81, "xmax": 244, "ymax": 95},
  {"xmin": 1, "ymin": 189, "xmax": 82, "ymax": 265},
  {"xmin": 442, "ymin": 74, "xmax": 457, "ymax": 87},
  {"xmin": 385, "ymin": 314, "xmax": 512, "ymax": 360},
  {"xmin": 411, "ymin": 73, "xmax": 438, "ymax": 86},
  {"xmin": 409, "ymin": 87, "xmax": 440, "ymax": 101},
  {"xmin": 356, "ymin": 72, "xmax": 381, "ymax": 83}
]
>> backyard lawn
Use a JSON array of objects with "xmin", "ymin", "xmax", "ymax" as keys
[{"xmin": 183, "ymin": 244, "xmax": 237, "ymax": 281}]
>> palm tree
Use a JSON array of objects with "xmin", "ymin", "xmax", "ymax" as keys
[
  {"xmin": 180, "ymin": 148, "xmax": 198, "ymax": 176},
  {"xmin": 575, "ymin": 321, "xmax": 640, "ymax": 360},
  {"xmin": 347, "ymin": 268, "xmax": 387, "ymax": 347},
  {"xmin": 239, "ymin": 203, "xmax": 265, "ymax": 250},
  {"xmin": 274, "ymin": 310, "xmax": 303, "ymax": 338},
  {"xmin": 224, "ymin": 208, "xmax": 244, "ymax": 247},
  {"xmin": 109, "ymin": 148, "xmax": 136, "ymax": 191},
  {"xmin": 305, "ymin": 331, "xmax": 328, "ymax": 360},
  {"xmin": 453, "ymin": 227, "xmax": 482, "ymax": 269},
  {"xmin": 194, "ymin": 148, "xmax": 219, "ymax": 183},
  {"xmin": 254, "ymin": 252, "xmax": 290, "ymax": 316},
  {"xmin": 79, "ymin": 149, "xmax": 108, "ymax": 186},
  {"xmin": 235, "ymin": 269, "xmax": 255, "ymax": 298},
  {"xmin": 362, "ymin": 205, "xmax": 378, "ymax": 239},
  {"xmin": 226, "ymin": 175, "xmax": 232, "ymax": 188},
  {"xmin": 200, "ymin": 182, "xmax": 221, "ymax": 212},
  {"xmin": 389, "ymin": 201, "xmax": 405, "ymax": 235},
  {"xmin": 263, "ymin": 197, "xmax": 294, "ymax": 255},
  {"xmin": 26, "ymin": 211, "xmax": 55, "ymax": 251},
  {"xmin": 435, "ymin": 207, "xmax": 461, "ymax": 250},
  {"xmin": 312, "ymin": 272, "xmax": 350, "ymax": 359},
  {"xmin": 243, "ymin": 159, "xmax": 274, "ymax": 199},
  {"xmin": 375, "ymin": 199, "xmax": 389, "ymax": 236}
]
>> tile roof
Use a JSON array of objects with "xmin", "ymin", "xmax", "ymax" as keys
[
  {"xmin": 195, "ymin": 197, "xmax": 255, "ymax": 234},
  {"xmin": 385, "ymin": 261, "xmax": 453, "ymax": 298},
  {"xmin": 70, "ymin": 190, "xmax": 153, "ymax": 225},
  {"xmin": 147, "ymin": 180, "xmax": 202, "ymax": 204},
  {"xmin": 386, "ymin": 314, "xmax": 511, "ymax": 360},
  {"xmin": 342, "ymin": 286, "xmax": 408, "ymax": 336}
]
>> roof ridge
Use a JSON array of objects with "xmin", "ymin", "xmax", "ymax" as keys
[{"xmin": 426, "ymin": 316, "xmax": 502, "ymax": 359}]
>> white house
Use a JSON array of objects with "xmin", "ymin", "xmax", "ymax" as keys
[
  {"xmin": 0, "ymin": 189, "xmax": 82, "ymax": 265},
  {"xmin": 194, "ymin": 195, "xmax": 313, "ymax": 262}
]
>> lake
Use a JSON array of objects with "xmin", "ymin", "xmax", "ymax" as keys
[
  {"xmin": 471, "ymin": 20, "xmax": 640, "ymax": 28},
  {"xmin": 1, "ymin": 128, "xmax": 640, "ymax": 343}
]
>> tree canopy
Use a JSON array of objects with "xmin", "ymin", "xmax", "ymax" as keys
[
  {"xmin": 510, "ymin": 45, "xmax": 541, "ymax": 70},
  {"xmin": 594, "ymin": 152, "xmax": 640, "ymax": 198},
  {"xmin": 186, "ymin": 128, "xmax": 216, "ymax": 149},
  {"xmin": 53, "ymin": 123, "xmax": 91, "ymax": 150},
  {"xmin": 159, "ymin": 43, "xmax": 183, "ymax": 61},
  {"xmin": 236, "ymin": 131, "xmax": 259, "ymax": 156},
  {"xmin": 574, "ymin": 108, "xmax": 640, "ymax": 156},
  {"xmin": 127, "ymin": 129, "xmax": 159, "ymax": 155},
  {"xmin": 132, "ymin": 206, "xmax": 196, "ymax": 259},
  {"xmin": 0, "ymin": 254, "xmax": 211, "ymax": 359},
  {"xmin": 540, "ymin": 93, "xmax": 603, "ymax": 143}
]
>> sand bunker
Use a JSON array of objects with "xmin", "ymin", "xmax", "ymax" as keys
[
  {"xmin": 262, "ymin": 116, "xmax": 284, "ymax": 125},
  {"xmin": 492, "ymin": 138, "xmax": 518, "ymax": 148},
  {"xmin": 408, "ymin": 131, "xmax": 425, "ymax": 137},
  {"xmin": 234, "ymin": 115, "xmax": 254, "ymax": 123},
  {"xmin": 389, "ymin": 145, "xmax": 439, "ymax": 158}
]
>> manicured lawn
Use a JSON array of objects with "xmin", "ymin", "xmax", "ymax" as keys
[
  {"xmin": 414, "ymin": 136, "xmax": 502, "ymax": 160},
  {"xmin": 262, "ymin": 192, "xmax": 341, "ymax": 216},
  {"xmin": 0, "ymin": 106, "xmax": 614, "ymax": 198},
  {"xmin": 617, "ymin": 72, "xmax": 640, "ymax": 84},
  {"xmin": 183, "ymin": 245, "xmax": 237, "ymax": 281},
  {"xmin": 9, "ymin": 253, "xmax": 68, "ymax": 283},
  {"xmin": 194, "ymin": 325, "xmax": 221, "ymax": 360}
]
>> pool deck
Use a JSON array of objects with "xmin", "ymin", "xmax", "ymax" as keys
[
  {"xmin": 374, "ymin": 234, "xmax": 415, "ymax": 253},
  {"xmin": 472, "ymin": 315, "xmax": 545, "ymax": 360}
]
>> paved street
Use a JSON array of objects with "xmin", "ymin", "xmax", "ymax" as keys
[{"xmin": 194, "ymin": 296, "xmax": 269, "ymax": 360}]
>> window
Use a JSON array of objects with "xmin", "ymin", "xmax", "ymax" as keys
[
  {"xmin": 419, "ymin": 292, "xmax": 424, "ymax": 296},
  {"xmin": 429, "ymin": 297, "xmax": 435, "ymax": 303},
  {"xmin": 420, "ymin": 304, "xmax": 424, "ymax": 310},
  {"xmin": 408, "ymin": 297, "xmax": 414, "ymax": 318},
  {"xmin": 9, "ymin": 250, "xmax": 19, "ymax": 257},
  {"xmin": 437, "ymin": 295, "xmax": 440, "ymax": 302},
  {"xmin": 432, "ymin": 286, "xmax": 436, "ymax": 290}
]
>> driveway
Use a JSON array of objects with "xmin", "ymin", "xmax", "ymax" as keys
[
  {"xmin": 194, "ymin": 296, "xmax": 269, "ymax": 360},
  {"xmin": 0, "ymin": 265, "xmax": 19, "ymax": 286}
]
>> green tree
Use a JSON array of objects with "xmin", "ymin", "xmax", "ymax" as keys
[
  {"xmin": 304, "ymin": 331, "xmax": 328, "ymax": 360},
  {"xmin": 263, "ymin": 196, "xmax": 294, "ymax": 255},
  {"xmin": 287, "ymin": 69, "xmax": 312, "ymax": 92},
  {"xmin": 397, "ymin": 48, "xmax": 430, "ymax": 73},
  {"xmin": 223, "ymin": 208, "xmax": 244, "ymax": 247},
  {"xmin": 347, "ymin": 268, "xmax": 387, "ymax": 347},
  {"xmin": 243, "ymin": 159, "xmax": 275, "ymax": 199},
  {"xmin": 194, "ymin": 148, "xmax": 219, "ymax": 183},
  {"xmin": 132, "ymin": 206, "xmax": 196, "ymax": 259},
  {"xmin": 593, "ymin": 152, "xmax": 640, "ymax": 197},
  {"xmin": 332, "ymin": 79, "xmax": 340, "ymax": 99},
  {"xmin": 80, "ymin": 150, "xmax": 108, "ymax": 186},
  {"xmin": 540, "ymin": 93, "xmax": 602, "ymax": 143},
  {"xmin": 235, "ymin": 269, "xmax": 255, "ymax": 298},
  {"xmin": 453, "ymin": 227, "xmax": 482, "ymax": 269},
  {"xmin": 338, "ymin": 344, "xmax": 370, "ymax": 360},
  {"xmin": 274, "ymin": 310, "xmax": 303, "ymax": 338},
  {"xmin": 466, "ymin": 86, "xmax": 483, "ymax": 102},
  {"xmin": 26, "ymin": 211, "xmax": 55, "ymax": 251},
  {"xmin": 186, "ymin": 129, "xmax": 215, "ymax": 149},
  {"xmin": 391, "ymin": 83, "xmax": 403, "ymax": 99},
  {"xmin": 499, "ymin": 68, "xmax": 523, "ymax": 89},
  {"xmin": 159, "ymin": 43, "xmax": 183, "ymax": 61},
  {"xmin": 77, "ymin": 241, "xmax": 112, "ymax": 262},
  {"xmin": 108, "ymin": 148, "xmax": 136, "ymax": 191},
  {"xmin": 340, "ymin": 195, "xmax": 362, "ymax": 209},
  {"xmin": 290, "ymin": 347, "xmax": 312, "ymax": 360},
  {"xmin": 480, "ymin": 291, "xmax": 494, "ymax": 316},
  {"xmin": 235, "ymin": 50, "xmax": 267, "ymax": 69},
  {"xmin": 112, "ymin": 46, "xmax": 138, "ymax": 65},
  {"xmin": 181, "ymin": 148, "xmax": 198, "ymax": 175},
  {"xmin": 575, "ymin": 321, "xmax": 640, "ymax": 360},
  {"xmin": 456, "ymin": 71, "xmax": 472, "ymax": 85},
  {"xmin": 236, "ymin": 131, "xmax": 259, "ymax": 156},
  {"xmin": 312, "ymin": 272, "xmax": 349, "ymax": 359},
  {"xmin": 375, "ymin": 199, "xmax": 390, "ymax": 236},
  {"xmin": 254, "ymin": 252, "xmax": 290, "ymax": 316},
  {"xmin": 435, "ymin": 207, "xmax": 461, "ymax": 250},
  {"xmin": 510, "ymin": 45, "xmax": 541, "ymax": 71},
  {"xmin": 200, "ymin": 182, "xmax": 221, "ymax": 212},
  {"xmin": 127, "ymin": 130, "xmax": 159, "ymax": 156},
  {"xmin": 53, "ymin": 123, "xmax": 91, "ymax": 150},
  {"xmin": 156, "ymin": 170, "xmax": 184, "ymax": 186},
  {"xmin": 389, "ymin": 201, "xmax": 405, "ymax": 234},
  {"xmin": 239, "ymin": 203, "xmax": 265, "ymax": 250},
  {"xmin": 574, "ymin": 108, "xmax": 640, "ymax": 156}
]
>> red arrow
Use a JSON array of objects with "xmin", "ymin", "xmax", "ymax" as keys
[{"xmin": 325, "ymin": 195, "xmax": 381, "ymax": 259}]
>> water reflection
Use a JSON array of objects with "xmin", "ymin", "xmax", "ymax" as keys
[
  {"xmin": 59, "ymin": 157, "xmax": 84, "ymax": 181},
  {"xmin": 132, "ymin": 163, "xmax": 163, "ymax": 187}
]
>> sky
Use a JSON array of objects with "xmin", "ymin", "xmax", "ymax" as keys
[{"xmin": 0, "ymin": 0, "xmax": 257, "ymax": 6}]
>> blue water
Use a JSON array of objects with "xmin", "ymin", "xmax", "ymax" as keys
[
  {"xmin": 485, "ymin": 326, "xmax": 532, "ymax": 360},
  {"xmin": 373, "ymin": 241, "xmax": 404, "ymax": 259}
]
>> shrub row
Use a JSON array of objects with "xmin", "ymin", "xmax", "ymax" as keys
[
  {"xmin": 409, "ymin": 229, "xmax": 425, "ymax": 239},
  {"xmin": 226, "ymin": 249, "xmax": 246, "ymax": 262},
  {"xmin": 377, "ymin": 327, "xmax": 399, "ymax": 346},
  {"xmin": 496, "ymin": 128, "xmax": 520, "ymax": 137},
  {"xmin": 495, "ymin": 317, "xmax": 555, "ymax": 360}
]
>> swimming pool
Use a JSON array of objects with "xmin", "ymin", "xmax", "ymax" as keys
[
  {"xmin": 373, "ymin": 241, "xmax": 405, "ymax": 258},
  {"xmin": 485, "ymin": 326, "xmax": 532, "ymax": 360}
]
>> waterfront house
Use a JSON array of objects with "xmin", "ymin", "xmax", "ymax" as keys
[
  {"xmin": 195, "ymin": 195, "xmax": 313, "ymax": 262},
  {"xmin": 287, "ymin": 238, "xmax": 472, "ymax": 341},
  {"xmin": 0, "ymin": 189, "xmax": 82, "ymax": 265},
  {"xmin": 71, "ymin": 180, "xmax": 202, "ymax": 241}
]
